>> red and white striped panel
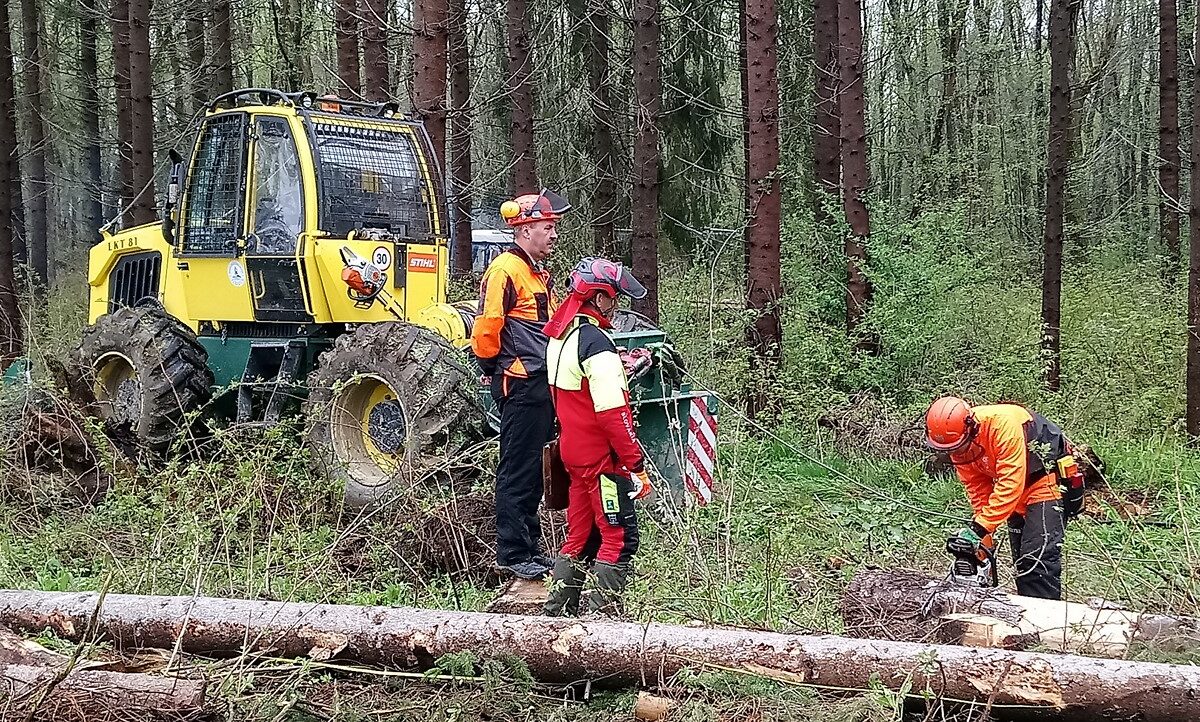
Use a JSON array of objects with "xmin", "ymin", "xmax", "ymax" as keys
[{"xmin": 684, "ymin": 398, "xmax": 717, "ymax": 505}]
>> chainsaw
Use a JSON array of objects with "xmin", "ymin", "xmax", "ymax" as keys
[{"xmin": 945, "ymin": 535, "xmax": 998, "ymax": 588}]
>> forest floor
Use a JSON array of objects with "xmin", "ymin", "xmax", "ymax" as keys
[
  {"xmin": 0, "ymin": 406, "xmax": 1195, "ymax": 721},
  {"xmin": 4, "ymin": 243, "xmax": 1200, "ymax": 719}
]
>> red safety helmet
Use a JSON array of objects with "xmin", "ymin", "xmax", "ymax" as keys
[
  {"xmin": 925, "ymin": 396, "xmax": 977, "ymax": 453},
  {"xmin": 566, "ymin": 257, "xmax": 647, "ymax": 301},
  {"xmin": 499, "ymin": 188, "xmax": 571, "ymax": 227},
  {"xmin": 544, "ymin": 257, "xmax": 646, "ymax": 337}
]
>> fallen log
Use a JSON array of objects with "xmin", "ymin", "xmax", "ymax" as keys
[
  {"xmin": 840, "ymin": 569, "xmax": 1200, "ymax": 657},
  {"xmin": 0, "ymin": 662, "xmax": 206, "ymax": 715},
  {"xmin": 0, "ymin": 590, "xmax": 1198, "ymax": 719},
  {"xmin": 0, "ymin": 622, "xmax": 206, "ymax": 718}
]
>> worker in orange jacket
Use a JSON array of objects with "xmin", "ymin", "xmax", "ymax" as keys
[
  {"xmin": 925, "ymin": 397, "xmax": 1082, "ymax": 600},
  {"xmin": 471, "ymin": 189, "xmax": 570, "ymax": 580}
]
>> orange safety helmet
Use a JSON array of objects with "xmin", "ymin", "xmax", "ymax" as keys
[
  {"xmin": 500, "ymin": 188, "xmax": 571, "ymax": 227},
  {"xmin": 925, "ymin": 396, "xmax": 977, "ymax": 453}
]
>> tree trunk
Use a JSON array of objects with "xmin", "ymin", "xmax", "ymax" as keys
[
  {"xmin": 413, "ymin": 0, "xmax": 449, "ymax": 166},
  {"xmin": 448, "ymin": 0, "xmax": 473, "ymax": 275},
  {"xmin": 840, "ymin": 570, "xmax": 1200, "ymax": 656},
  {"xmin": 270, "ymin": 0, "xmax": 303, "ymax": 91},
  {"xmin": 20, "ymin": 0, "xmax": 48, "ymax": 286},
  {"xmin": 0, "ymin": 0, "xmax": 22, "ymax": 367},
  {"xmin": 2, "ymin": 591, "xmax": 1200, "ymax": 721},
  {"xmin": 112, "ymin": 0, "xmax": 133, "ymax": 229},
  {"xmin": 127, "ymin": 0, "xmax": 156, "ymax": 226},
  {"xmin": 361, "ymin": 0, "xmax": 390, "ymax": 100},
  {"xmin": 812, "ymin": 0, "xmax": 839, "ymax": 219},
  {"xmin": 838, "ymin": 0, "xmax": 875, "ymax": 350},
  {"xmin": 742, "ymin": 0, "xmax": 782, "ymax": 415},
  {"xmin": 931, "ymin": 0, "xmax": 968, "ymax": 155},
  {"xmin": 1188, "ymin": 15, "xmax": 1200, "ymax": 439},
  {"xmin": 506, "ymin": 0, "xmax": 537, "ymax": 193},
  {"xmin": 630, "ymin": 0, "xmax": 661, "ymax": 321},
  {"xmin": 335, "ymin": 0, "xmax": 361, "ymax": 97},
  {"xmin": 1041, "ymin": 0, "xmax": 1081, "ymax": 392},
  {"xmin": 589, "ymin": 0, "xmax": 617, "ymax": 257},
  {"xmin": 184, "ymin": 4, "xmax": 207, "ymax": 113},
  {"xmin": 1161, "ymin": 0, "xmax": 1181, "ymax": 272},
  {"xmin": 211, "ymin": 0, "xmax": 234, "ymax": 95},
  {"xmin": 81, "ymin": 0, "xmax": 104, "ymax": 243}
]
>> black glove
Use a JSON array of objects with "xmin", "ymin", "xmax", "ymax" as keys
[{"xmin": 476, "ymin": 355, "xmax": 498, "ymax": 376}]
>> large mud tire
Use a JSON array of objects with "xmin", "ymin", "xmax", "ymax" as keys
[
  {"xmin": 70, "ymin": 307, "xmax": 213, "ymax": 455},
  {"xmin": 305, "ymin": 322, "xmax": 484, "ymax": 510}
]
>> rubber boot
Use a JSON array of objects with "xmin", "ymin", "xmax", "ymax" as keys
[
  {"xmin": 543, "ymin": 556, "xmax": 587, "ymax": 617},
  {"xmin": 586, "ymin": 561, "xmax": 631, "ymax": 617}
]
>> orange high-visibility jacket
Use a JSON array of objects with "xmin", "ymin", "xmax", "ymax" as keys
[
  {"xmin": 470, "ymin": 247, "xmax": 556, "ymax": 379},
  {"xmin": 949, "ymin": 404, "xmax": 1061, "ymax": 533}
]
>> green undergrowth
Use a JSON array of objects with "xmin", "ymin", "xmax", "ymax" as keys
[{"xmin": 0, "ymin": 402, "xmax": 1194, "ymax": 634}]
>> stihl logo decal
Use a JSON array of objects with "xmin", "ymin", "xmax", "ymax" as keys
[{"xmin": 408, "ymin": 254, "xmax": 438, "ymax": 272}]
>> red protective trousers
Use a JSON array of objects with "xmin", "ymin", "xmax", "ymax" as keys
[{"xmin": 559, "ymin": 459, "xmax": 640, "ymax": 566}]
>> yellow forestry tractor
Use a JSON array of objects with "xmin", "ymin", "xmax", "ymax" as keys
[{"xmin": 70, "ymin": 88, "xmax": 718, "ymax": 509}]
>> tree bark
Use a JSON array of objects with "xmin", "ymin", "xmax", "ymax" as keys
[
  {"xmin": 0, "ymin": 0, "xmax": 21, "ymax": 367},
  {"xmin": 0, "ymin": 623, "xmax": 206, "ymax": 717},
  {"xmin": 184, "ymin": 4, "xmax": 207, "ymax": 113},
  {"xmin": 413, "ymin": 0, "xmax": 449, "ymax": 167},
  {"xmin": 448, "ymin": 0, "xmax": 473, "ymax": 275},
  {"xmin": 840, "ymin": 570, "xmax": 1200, "ymax": 656},
  {"xmin": 270, "ymin": 0, "xmax": 303, "ymax": 91},
  {"xmin": 812, "ymin": 0, "xmax": 839, "ymax": 219},
  {"xmin": 630, "ymin": 0, "xmax": 661, "ymax": 321},
  {"xmin": 80, "ymin": 0, "xmax": 104, "ymax": 243},
  {"xmin": 0, "ymin": 663, "xmax": 206, "ymax": 717},
  {"xmin": 931, "ymin": 0, "xmax": 968, "ymax": 155},
  {"xmin": 742, "ymin": 0, "xmax": 783, "ymax": 415},
  {"xmin": 2, "ymin": 590, "xmax": 1200, "ymax": 721},
  {"xmin": 838, "ymin": 0, "xmax": 875, "ymax": 351},
  {"xmin": 335, "ymin": 0, "xmax": 361, "ymax": 97},
  {"xmin": 112, "ymin": 0, "xmax": 134, "ymax": 229},
  {"xmin": 20, "ymin": 0, "xmax": 48, "ymax": 286},
  {"xmin": 1041, "ymin": 0, "xmax": 1081, "ymax": 392},
  {"xmin": 589, "ymin": 0, "xmax": 617, "ymax": 258},
  {"xmin": 361, "ymin": 0, "xmax": 390, "ymax": 100},
  {"xmin": 127, "ymin": 0, "xmax": 156, "ymax": 226},
  {"xmin": 1188, "ymin": 15, "xmax": 1200, "ymax": 439},
  {"xmin": 211, "ymin": 0, "xmax": 234, "ymax": 95},
  {"xmin": 506, "ymin": 0, "xmax": 537, "ymax": 193},
  {"xmin": 1160, "ymin": 0, "xmax": 1181, "ymax": 272}
]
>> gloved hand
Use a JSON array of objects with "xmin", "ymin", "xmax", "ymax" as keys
[
  {"xmin": 627, "ymin": 470, "xmax": 653, "ymax": 500},
  {"xmin": 953, "ymin": 523, "xmax": 987, "ymax": 550}
]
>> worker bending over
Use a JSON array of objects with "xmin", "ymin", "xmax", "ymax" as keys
[{"xmin": 925, "ymin": 397, "xmax": 1086, "ymax": 600}]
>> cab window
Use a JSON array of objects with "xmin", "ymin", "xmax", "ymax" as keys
[
  {"xmin": 181, "ymin": 113, "xmax": 246, "ymax": 256},
  {"xmin": 248, "ymin": 117, "xmax": 304, "ymax": 255}
]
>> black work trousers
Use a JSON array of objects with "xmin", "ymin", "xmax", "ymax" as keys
[
  {"xmin": 492, "ymin": 373, "xmax": 555, "ymax": 566},
  {"xmin": 1007, "ymin": 500, "xmax": 1065, "ymax": 600}
]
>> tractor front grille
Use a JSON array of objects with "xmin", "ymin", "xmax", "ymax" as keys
[{"xmin": 108, "ymin": 251, "xmax": 162, "ymax": 313}]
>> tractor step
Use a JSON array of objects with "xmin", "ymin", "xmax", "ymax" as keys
[{"xmin": 236, "ymin": 340, "xmax": 306, "ymax": 424}]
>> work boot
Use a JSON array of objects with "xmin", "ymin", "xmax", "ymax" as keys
[
  {"xmin": 543, "ymin": 556, "xmax": 587, "ymax": 616},
  {"xmin": 495, "ymin": 560, "xmax": 550, "ymax": 581},
  {"xmin": 586, "ymin": 562, "xmax": 631, "ymax": 617}
]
